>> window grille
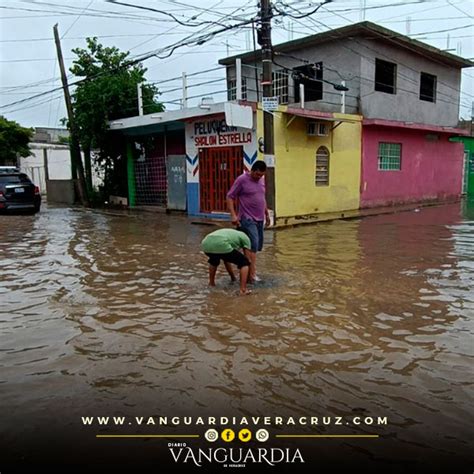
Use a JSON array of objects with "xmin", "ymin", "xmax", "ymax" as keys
[
  {"xmin": 272, "ymin": 70, "xmax": 289, "ymax": 104},
  {"xmin": 227, "ymin": 77, "xmax": 248, "ymax": 100},
  {"xmin": 378, "ymin": 142, "xmax": 401, "ymax": 171},
  {"xmin": 308, "ymin": 121, "xmax": 330, "ymax": 136},
  {"xmin": 315, "ymin": 146, "xmax": 330, "ymax": 186}
]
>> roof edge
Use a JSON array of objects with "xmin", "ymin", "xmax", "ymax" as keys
[
  {"xmin": 219, "ymin": 21, "xmax": 474, "ymax": 69},
  {"xmin": 363, "ymin": 118, "xmax": 469, "ymax": 134}
]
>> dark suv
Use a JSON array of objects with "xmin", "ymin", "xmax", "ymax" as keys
[{"xmin": 0, "ymin": 169, "xmax": 41, "ymax": 214}]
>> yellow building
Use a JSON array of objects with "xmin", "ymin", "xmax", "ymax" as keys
[{"xmin": 257, "ymin": 106, "xmax": 362, "ymax": 227}]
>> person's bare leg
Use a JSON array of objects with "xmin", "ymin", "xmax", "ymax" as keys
[
  {"xmin": 208, "ymin": 265, "xmax": 218, "ymax": 286},
  {"xmin": 247, "ymin": 251, "xmax": 257, "ymax": 282},
  {"xmin": 224, "ymin": 261, "xmax": 236, "ymax": 281},
  {"xmin": 239, "ymin": 266, "xmax": 251, "ymax": 295}
]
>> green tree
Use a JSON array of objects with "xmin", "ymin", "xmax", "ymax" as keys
[
  {"xmin": 0, "ymin": 116, "xmax": 33, "ymax": 166},
  {"xmin": 70, "ymin": 38, "xmax": 164, "ymax": 200}
]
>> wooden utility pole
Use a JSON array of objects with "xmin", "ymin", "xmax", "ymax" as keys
[
  {"xmin": 53, "ymin": 23, "xmax": 89, "ymax": 206},
  {"xmin": 259, "ymin": 0, "xmax": 275, "ymax": 214}
]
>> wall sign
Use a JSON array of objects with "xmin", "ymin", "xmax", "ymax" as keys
[{"xmin": 192, "ymin": 119, "xmax": 252, "ymax": 148}]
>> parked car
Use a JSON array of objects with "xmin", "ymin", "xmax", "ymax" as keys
[
  {"xmin": 0, "ymin": 170, "xmax": 41, "ymax": 214},
  {"xmin": 0, "ymin": 166, "xmax": 20, "ymax": 172}
]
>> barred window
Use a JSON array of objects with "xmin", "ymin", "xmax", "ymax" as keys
[
  {"xmin": 272, "ymin": 70, "xmax": 289, "ymax": 104},
  {"xmin": 315, "ymin": 146, "xmax": 330, "ymax": 186},
  {"xmin": 227, "ymin": 77, "xmax": 247, "ymax": 100},
  {"xmin": 378, "ymin": 142, "xmax": 401, "ymax": 171}
]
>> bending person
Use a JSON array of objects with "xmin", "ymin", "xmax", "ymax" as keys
[{"xmin": 201, "ymin": 228, "xmax": 253, "ymax": 296}]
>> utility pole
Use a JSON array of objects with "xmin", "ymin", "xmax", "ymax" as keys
[
  {"xmin": 259, "ymin": 0, "xmax": 275, "ymax": 214},
  {"xmin": 251, "ymin": 21, "xmax": 260, "ymax": 102},
  {"xmin": 53, "ymin": 23, "xmax": 89, "ymax": 207}
]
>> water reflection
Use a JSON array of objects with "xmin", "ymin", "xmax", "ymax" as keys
[{"xmin": 0, "ymin": 203, "xmax": 473, "ymax": 470}]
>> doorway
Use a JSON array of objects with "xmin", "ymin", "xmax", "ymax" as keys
[{"xmin": 199, "ymin": 146, "xmax": 243, "ymax": 213}]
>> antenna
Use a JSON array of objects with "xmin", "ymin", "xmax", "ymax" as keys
[{"xmin": 359, "ymin": 0, "xmax": 366, "ymax": 21}]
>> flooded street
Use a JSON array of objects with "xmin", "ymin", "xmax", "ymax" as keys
[{"xmin": 1, "ymin": 202, "xmax": 473, "ymax": 472}]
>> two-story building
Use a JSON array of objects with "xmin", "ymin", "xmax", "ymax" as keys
[
  {"xmin": 109, "ymin": 21, "xmax": 471, "ymax": 225},
  {"xmin": 220, "ymin": 21, "xmax": 471, "ymax": 217}
]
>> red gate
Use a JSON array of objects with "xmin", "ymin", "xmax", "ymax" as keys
[{"xmin": 199, "ymin": 146, "xmax": 244, "ymax": 213}]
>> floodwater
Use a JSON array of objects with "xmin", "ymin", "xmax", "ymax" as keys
[{"xmin": 1, "ymin": 202, "xmax": 473, "ymax": 472}]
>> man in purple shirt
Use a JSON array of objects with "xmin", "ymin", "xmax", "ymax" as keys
[{"xmin": 226, "ymin": 160, "xmax": 271, "ymax": 282}]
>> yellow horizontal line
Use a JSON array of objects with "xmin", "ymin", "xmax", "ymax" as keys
[
  {"xmin": 275, "ymin": 435, "xmax": 379, "ymax": 438},
  {"xmin": 96, "ymin": 435, "xmax": 200, "ymax": 438}
]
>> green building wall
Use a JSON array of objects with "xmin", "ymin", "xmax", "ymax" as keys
[{"xmin": 450, "ymin": 136, "xmax": 474, "ymax": 197}]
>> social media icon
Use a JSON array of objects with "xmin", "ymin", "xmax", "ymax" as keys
[
  {"xmin": 204, "ymin": 429, "xmax": 219, "ymax": 442},
  {"xmin": 238, "ymin": 429, "xmax": 252, "ymax": 442},
  {"xmin": 256, "ymin": 428, "xmax": 269, "ymax": 442},
  {"xmin": 221, "ymin": 428, "xmax": 235, "ymax": 442}
]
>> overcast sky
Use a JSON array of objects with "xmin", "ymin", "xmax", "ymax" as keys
[{"xmin": 0, "ymin": 0, "xmax": 473, "ymax": 128}]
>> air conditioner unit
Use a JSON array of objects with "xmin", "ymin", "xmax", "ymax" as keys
[{"xmin": 307, "ymin": 121, "xmax": 330, "ymax": 136}]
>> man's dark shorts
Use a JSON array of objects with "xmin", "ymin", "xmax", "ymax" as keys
[
  {"xmin": 239, "ymin": 217, "xmax": 264, "ymax": 252},
  {"xmin": 205, "ymin": 250, "xmax": 250, "ymax": 269}
]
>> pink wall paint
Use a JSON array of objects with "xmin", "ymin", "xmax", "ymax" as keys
[{"xmin": 361, "ymin": 126, "xmax": 464, "ymax": 208}]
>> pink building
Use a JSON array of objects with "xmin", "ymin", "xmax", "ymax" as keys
[{"xmin": 361, "ymin": 120, "xmax": 467, "ymax": 209}]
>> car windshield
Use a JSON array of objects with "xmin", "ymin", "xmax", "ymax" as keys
[{"xmin": 0, "ymin": 174, "xmax": 31, "ymax": 184}]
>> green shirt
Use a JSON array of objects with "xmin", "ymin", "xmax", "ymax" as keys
[{"xmin": 201, "ymin": 229, "xmax": 251, "ymax": 254}]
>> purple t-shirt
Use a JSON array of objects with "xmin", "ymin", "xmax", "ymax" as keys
[{"xmin": 227, "ymin": 172, "xmax": 266, "ymax": 221}]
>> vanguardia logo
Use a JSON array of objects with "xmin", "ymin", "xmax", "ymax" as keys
[
  {"xmin": 169, "ymin": 447, "xmax": 304, "ymax": 467},
  {"xmin": 169, "ymin": 428, "xmax": 303, "ymax": 467}
]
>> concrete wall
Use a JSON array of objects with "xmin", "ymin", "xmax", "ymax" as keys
[
  {"xmin": 46, "ymin": 180, "xmax": 75, "ymax": 205},
  {"xmin": 226, "ymin": 39, "xmax": 360, "ymax": 115},
  {"xmin": 20, "ymin": 144, "xmax": 72, "ymax": 194},
  {"xmin": 263, "ymin": 107, "xmax": 362, "ymax": 220},
  {"xmin": 358, "ymin": 38, "xmax": 461, "ymax": 126},
  {"xmin": 225, "ymin": 36, "xmax": 462, "ymax": 127},
  {"xmin": 20, "ymin": 143, "xmax": 103, "ymax": 194},
  {"xmin": 361, "ymin": 126, "xmax": 464, "ymax": 208}
]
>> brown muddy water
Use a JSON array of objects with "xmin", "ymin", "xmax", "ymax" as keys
[{"xmin": 1, "ymin": 202, "xmax": 473, "ymax": 472}]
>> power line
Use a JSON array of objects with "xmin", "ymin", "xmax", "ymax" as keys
[
  {"xmin": 0, "ymin": 1, "xmax": 197, "ymax": 28},
  {"xmin": 276, "ymin": 6, "xmax": 473, "ymax": 99},
  {"xmin": 0, "ymin": 33, "xmax": 197, "ymax": 42},
  {"xmin": 446, "ymin": 0, "xmax": 474, "ymax": 20},
  {"xmin": 2, "ymin": 1, "xmax": 472, "ymax": 116},
  {"xmin": 61, "ymin": 0, "xmax": 94, "ymax": 38},
  {"xmin": 0, "ymin": 10, "xmax": 257, "ymax": 111},
  {"xmin": 273, "ymin": 46, "xmax": 472, "ymax": 110},
  {"xmin": 104, "ymin": 0, "xmax": 225, "ymax": 28},
  {"xmin": 0, "ymin": 58, "xmax": 76, "ymax": 62}
]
